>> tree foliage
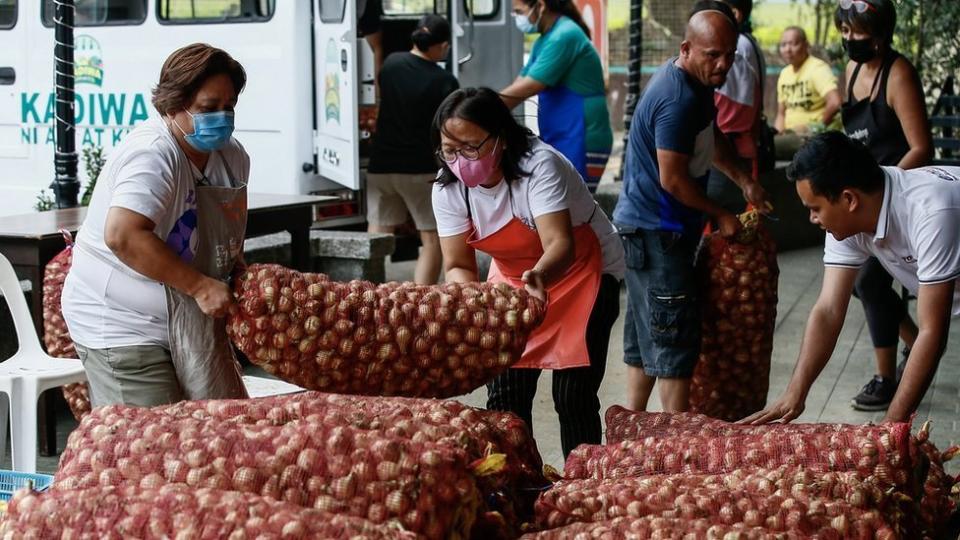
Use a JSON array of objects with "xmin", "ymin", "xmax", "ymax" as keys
[
  {"xmin": 34, "ymin": 145, "xmax": 105, "ymax": 212},
  {"xmin": 80, "ymin": 145, "xmax": 106, "ymax": 207},
  {"xmin": 894, "ymin": 0, "xmax": 960, "ymax": 102}
]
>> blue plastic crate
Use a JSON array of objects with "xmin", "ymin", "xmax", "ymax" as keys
[{"xmin": 0, "ymin": 471, "xmax": 54, "ymax": 502}]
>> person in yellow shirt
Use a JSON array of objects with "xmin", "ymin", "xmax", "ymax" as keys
[{"xmin": 774, "ymin": 27, "xmax": 842, "ymax": 158}]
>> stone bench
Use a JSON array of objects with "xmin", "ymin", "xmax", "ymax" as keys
[{"xmin": 244, "ymin": 230, "xmax": 396, "ymax": 282}]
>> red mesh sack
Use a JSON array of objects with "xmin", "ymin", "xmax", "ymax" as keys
[
  {"xmin": 605, "ymin": 406, "xmax": 896, "ymax": 443},
  {"xmin": 41, "ymin": 241, "xmax": 92, "ymax": 420},
  {"xmin": 54, "ymin": 410, "xmax": 481, "ymax": 540},
  {"xmin": 915, "ymin": 421, "xmax": 959, "ymax": 536},
  {"xmin": 1, "ymin": 484, "xmax": 420, "ymax": 539},
  {"xmin": 521, "ymin": 511, "xmax": 899, "ymax": 540},
  {"xmin": 693, "ymin": 214, "xmax": 779, "ymax": 421},
  {"xmin": 535, "ymin": 467, "xmax": 908, "ymax": 537},
  {"xmin": 521, "ymin": 516, "xmax": 778, "ymax": 539},
  {"xmin": 565, "ymin": 421, "xmax": 922, "ymax": 497},
  {"xmin": 126, "ymin": 392, "xmax": 546, "ymax": 534},
  {"xmin": 227, "ymin": 264, "xmax": 545, "ymax": 398},
  {"xmin": 154, "ymin": 392, "xmax": 544, "ymax": 488},
  {"xmin": 603, "ymin": 408, "xmax": 959, "ymax": 538}
]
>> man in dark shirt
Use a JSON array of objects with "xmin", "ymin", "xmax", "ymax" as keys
[
  {"xmin": 613, "ymin": 9, "xmax": 767, "ymax": 413},
  {"xmin": 366, "ymin": 15, "xmax": 459, "ymax": 285}
]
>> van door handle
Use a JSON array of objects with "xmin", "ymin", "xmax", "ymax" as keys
[{"xmin": 0, "ymin": 67, "xmax": 14, "ymax": 85}]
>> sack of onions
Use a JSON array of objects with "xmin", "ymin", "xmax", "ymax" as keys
[
  {"xmin": 227, "ymin": 264, "xmax": 546, "ymax": 398},
  {"xmin": 54, "ymin": 413, "xmax": 481, "ymax": 540},
  {"xmin": 521, "ymin": 511, "xmax": 900, "ymax": 540},
  {"xmin": 605, "ymin": 406, "xmax": 899, "ymax": 443},
  {"xmin": 602, "ymin": 409, "xmax": 959, "ymax": 538},
  {"xmin": 534, "ymin": 467, "xmax": 908, "ymax": 537},
  {"xmin": 692, "ymin": 210, "xmax": 779, "ymax": 421},
  {"xmin": 565, "ymin": 421, "xmax": 922, "ymax": 496},
  {"xmin": 0, "ymin": 484, "xmax": 421, "ymax": 539},
  {"xmin": 914, "ymin": 421, "xmax": 959, "ymax": 537},
  {"xmin": 85, "ymin": 393, "xmax": 547, "ymax": 534},
  {"xmin": 41, "ymin": 244, "xmax": 91, "ymax": 420},
  {"xmin": 155, "ymin": 392, "xmax": 545, "ymax": 490}
]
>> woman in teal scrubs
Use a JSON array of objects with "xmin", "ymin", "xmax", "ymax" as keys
[{"xmin": 501, "ymin": 0, "xmax": 613, "ymax": 193}]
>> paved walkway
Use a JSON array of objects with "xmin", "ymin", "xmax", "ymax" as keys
[{"xmin": 14, "ymin": 248, "xmax": 959, "ymax": 483}]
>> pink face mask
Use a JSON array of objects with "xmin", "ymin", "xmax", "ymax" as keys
[{"xmin": 449, "ymin": 137, "xmax": 501, "ymax": 188}]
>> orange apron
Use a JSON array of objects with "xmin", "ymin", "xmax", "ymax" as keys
[{"xmin": 468, "ymin": 212, "xmax": 603, "ymax": 370}]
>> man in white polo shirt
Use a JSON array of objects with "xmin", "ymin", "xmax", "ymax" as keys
[{"xmin": 745, "ymin": 131, "xmax": 960, "ymax": 424}]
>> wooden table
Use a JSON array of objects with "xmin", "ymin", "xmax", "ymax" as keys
[{"xmin": 0, "ymin": 192, "xmax": 330, "ymax": 455}]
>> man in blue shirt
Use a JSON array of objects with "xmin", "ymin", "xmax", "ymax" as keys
[{"xmin": 614, "ymin": 7, "xmax": 768, "ymax": 413}]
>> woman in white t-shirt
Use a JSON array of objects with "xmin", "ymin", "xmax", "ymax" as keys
[
  {"xmin": 432, "ymin": 87, "xmax": 625, "ymax": 457},
  {"xmin": 62, "ymin": 44, "xmax": 251, "ymax": 407}
]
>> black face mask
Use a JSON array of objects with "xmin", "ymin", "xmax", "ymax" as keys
[{"xmin": 843, "ymin": 37, "xmax": 877, "ymax": 63}]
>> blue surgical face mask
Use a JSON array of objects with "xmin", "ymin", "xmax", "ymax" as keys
[
  {"xmin": 514, "ymin": 7, "xmax": 540, "ymax": 34},
  {"xmin": 175, "ymin": 110, "xmax": 235, "ymax": 153}
]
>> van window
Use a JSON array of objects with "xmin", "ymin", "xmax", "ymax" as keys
[
  {"xmin": 158, "ymin": 0, "xmax": 275, "ymax": 23},
  {"xmin": 464, "ymin": 0, "xmax": 497, "ymax": 19},
  {"xmin": 42, "ymin": 0, "xmax": 146, "ymax": 27},
  {"xmin": 383, "ymin": 0, "xmax": 435, "ymax": 16},
  {"xmin": 0, "ymin": 0, "xmax": 16, "ymax": 29},
  {"xmin": 319, "ymin": 0, "xmax": 344, "ymax": 23}
]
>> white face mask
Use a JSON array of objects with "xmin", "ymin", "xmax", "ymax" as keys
[{"xmin": 514, "ymin": 5, "xmax": 540, "ymax": 34}]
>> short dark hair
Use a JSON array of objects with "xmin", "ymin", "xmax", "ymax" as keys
[
  {"xmin": 431, "ymin": 87, "xmax": 534, "ymax": 186},
  {"xmin": 689, "ymin": 0, "xmax": 737, "ymax": 28},
  {"xmin": 786, "ymin": 131, "xmax": 884, "ymax": 201},
  {"xmin": 152, "ymin": 43, "xmax": 246, "ymax": 115},
  {"xmin": 834, "ymin": 0, "xmax": 896, "ymax": 47},
  {"xmin": 411, "ymin": 14, "xmax": 451, "ymax": 52}
]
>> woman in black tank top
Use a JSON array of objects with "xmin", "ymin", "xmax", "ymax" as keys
[
  {"xmin": 843, "ymin": 51, "xmax": 911, "ymax": 165},
  {"xmin": 835, "ymin": 0, "xmax": 932, "ymax": 412},
  {"xmin": 839, "ymin": 1, "xmax": 931, "ymax": 168}
]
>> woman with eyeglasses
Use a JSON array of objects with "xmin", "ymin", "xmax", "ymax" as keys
[
  {"xmin": 431, "ymin": 87, "xmax": 624, "ymax": 458},
  {"xmin": 835, "ymin": 0, "xmax": 933, "ymax": 412},
  {"xmin": 500, "ymin": 0, "xmax": 612, "ymax": 193}
]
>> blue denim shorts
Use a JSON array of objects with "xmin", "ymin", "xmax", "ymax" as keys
[{"xmin": 619, "ymin": 226, "xmax": 702, "ymax": 378}]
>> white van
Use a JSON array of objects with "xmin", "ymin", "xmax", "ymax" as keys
[{"xmin": 0, "ymin": 0, "xmax": 523, "ymax": 222}]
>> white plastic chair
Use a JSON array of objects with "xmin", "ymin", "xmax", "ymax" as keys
[{"xmin": 0, "ymin": 253, "xmax": 86, "ymax": 473}]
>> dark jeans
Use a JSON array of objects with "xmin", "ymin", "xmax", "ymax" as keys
[
  {"xmin": 853, "ymin": 257, "xmax": 908, "ymax": 348},
  {"xmin": 486, "ymin": 274, "xmax": 621, "ymax": 458}
]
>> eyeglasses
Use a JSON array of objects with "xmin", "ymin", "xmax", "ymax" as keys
[
  {"xmin": 839, "ymin": 0, "xmax": 877, "ymax": 13},
  {"xmin": 437, "ymin": 133, "xmax": 495, "ymax": 163}
]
